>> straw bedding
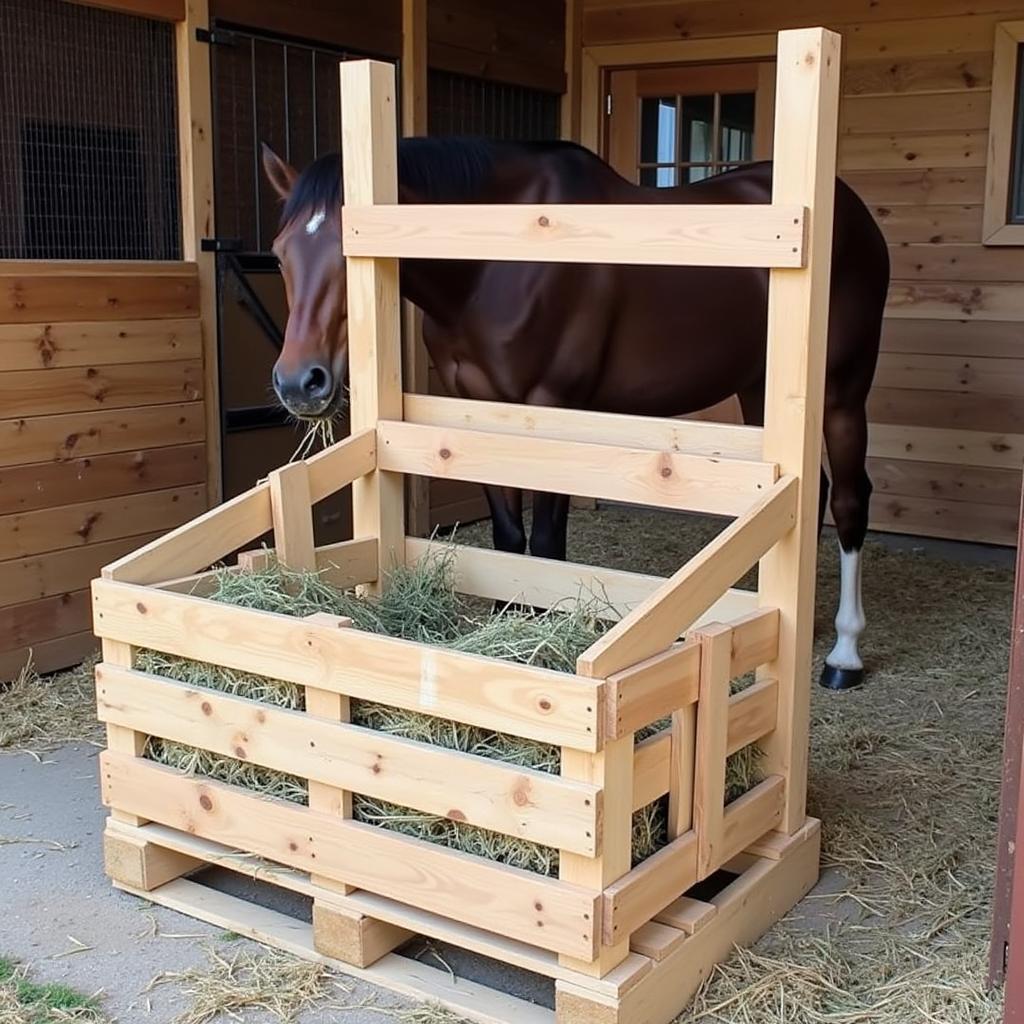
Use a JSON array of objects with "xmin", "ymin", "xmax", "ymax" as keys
[{"xmin": 140, "ymin": 545, "xmax": 762, "ymax": 876}]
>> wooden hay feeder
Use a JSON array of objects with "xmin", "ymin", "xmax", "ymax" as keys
[{"xmin": 93, "ymin": 27, "xmax": 839, "ymax": 1024}]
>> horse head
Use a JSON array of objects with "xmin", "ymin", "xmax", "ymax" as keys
[{"xmin": 262, "ymin": 143, "xmax": 348, "ymax": 421}]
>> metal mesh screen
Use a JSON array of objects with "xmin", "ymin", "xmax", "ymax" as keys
[
  {"xmin": 428, "ymin": 69, "xmax": 561, "ymax": 141},
  {"xmin": 0, "ymin": 0, "xmax": 180, "ymax": 260}
]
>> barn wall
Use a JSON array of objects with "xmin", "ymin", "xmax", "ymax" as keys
[
  {"xmin": 581, "ymin": 0, "xmax": 1024, "ymax": 546},
  {"xmin": 0, "ymin": 262, "xmax": 209, "ymax": 678}
]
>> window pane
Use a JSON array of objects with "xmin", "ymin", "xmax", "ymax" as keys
[
  {"xmin": 1012, "ymin": 44, "xmax": 1024, "ymax": 223},
  {"xmin": 640, "ymin": 165, "xmax": 677, "ymax": 187},
  {"xmin": 640, "ymin": 97, "xmax": 677, "ymax": 167},
  {"xmin": 719, "ymin": 92, "xmax": 755, "ymax": 165},
  {"xmin": 687, "ymin": 164, "xmax": 715, "ymax": 183},
  {"xmin": 681, "ymin": 95, "xmax": 715, "ymax": 164}
]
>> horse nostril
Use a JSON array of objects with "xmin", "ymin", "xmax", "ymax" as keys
[{"xmin": 301, "ymin": 364, "xmax": 332, "ymax": 398}]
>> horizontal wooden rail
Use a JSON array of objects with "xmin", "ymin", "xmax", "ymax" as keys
[
  {"xmin": 343, "ymin": 203, "xmax": 807, "ymax": 268},
  {"xmin": 96, "ymin": 665, "xmax": 600, "ymax": 855},
  {"xmin": 605, "ymin": 642, "xmax": 700, "ymax": 740},
  {"xmin": 406, "ymin": 538, "xmax": 758, "ymax": 625},
  {"xmin": 579, "ymin": 476, "xmax": 798, "ymax": 677},
  {"xmin": 102, "ymin": 431, "xmax": 376, "ymax": 585},
  {"xmin": 100, "ymin": 752, "xmax": 600, "ymax": 960},
  {"xmin": 404, "ymin": 394, "xmax": 764, "ymax": 461},
  {"xmin": 378, "ymin": 421, "xmax": 778, "ymax": 518},
  {"xmin": 92, "ymin": 579, "xmax": 602, "ymax": 751},
  {"xmin": 728, "ymin": 608, "xmax": 780, "ymax": 677}
]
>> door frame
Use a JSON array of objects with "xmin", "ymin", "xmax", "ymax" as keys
[{"xmin": 580, "ymin": 35, "xmax": 778, "ymax": 159}]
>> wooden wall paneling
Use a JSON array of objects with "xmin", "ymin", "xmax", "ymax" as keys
[
  {"xmin": 841, "ymin": 91, "xmax": 992, "ymax": 134},
  {"xmin": 881, "ymin": 319, "xmax": 1024, "ymax": 359},
  {"xmin": 869, "ymin": 205, "xmax": 984, "ymax": 244},
  {"xmin": 0, "ymin": 631, "xmax": 99, "ymax": 684},
  {"xmin": 176, "ymin": 0, "xmax": 220, "ymax": 506},
  {"xmin": 886, "ymin": 282, "xmax": 1024, "ymax": 321},
  {"xmin": 0, "ymin": 445, "xmax": 206, "ymax": 516},
  {"xmin": 868, "ymin": 387, "xmax": 1024, "ymax": 434},
  {"xmin": 868, "ymin": 457, "xmax": 1023, "ymax": 508},
  {"xmin": 875, "ymin": 352, "xmax": 1024, "ymax": 396},
  {"xmin": 841, "ymin": 169, "xmax": 987, "ymax": 207},
  {"xmin": 888, "ymin": 243, "xmax": 1024, "ymax": 281},
  {"xmin": 983, "ymin": 20, "xmax": 1024, "ymax": 245},
  {"xmin": 842, "ymin": 52, "xmax": 994, "ymax": 97},
  {"xmin": 0, "ymin": 590, "xmax": 93, "ymax": 653},
  {"xmin": 839, "ymin": 131, "xmax": 988, "ymax": 171}
]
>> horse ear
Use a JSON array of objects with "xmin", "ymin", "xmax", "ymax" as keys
[{"xmin": 261, "ymin": 143, "xmax": 297, "ymax": 200}]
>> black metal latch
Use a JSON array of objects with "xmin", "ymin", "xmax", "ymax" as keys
[
  {"xmin": 201, "ymin": 238, "xmax": 243, "ymax": 253},
  {"xmin": 196, "ymin": 27, "xmax": 239, "ymax": 46}
]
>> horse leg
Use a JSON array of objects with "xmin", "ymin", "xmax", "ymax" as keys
[
  {"xmin": 820, "ymin": 402, "xmax": 872, "ymax": 691},
  {"xmin": 485, "ymin": 485, "xmax": 526, "ymax": 554},
  {"xmin": 529, "ymin": 491, "xmax": 570, "ymax": 562}
]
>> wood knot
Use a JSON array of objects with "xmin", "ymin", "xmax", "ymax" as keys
[
  {"xmin": 289, "ymin": 841, "xmax": 298, "ymax": 851},
  {"xmin": 201, "ymin": 701, "xmax": 213, "ymax": 716},
  {"xmin": 371, "ymin": 761, "xmax": 382, "ymax": 774},
  {"xmin": 537, "ymin": 697, "xmax": 552, "ymax": 712},
  {"xmin": 136, "ymin": 602, "xmax": 147, "ymax": 614},
  {"xmin": 234, "ymin": 746, "xmax": 247, "ymax": 759},
  {"xmin": 439, "ymin": 447, "xmax": 451, "ymax": 460},
  {"xmin": 660, "ymin": 466, "xmax": 672, "ymax": 478},
  {"xmin": 199, "ymin": 794, "xmax": 213, "ymax": 811},
  {"xmin": 256, "ymin": 710, "xmax": 266, "ymax": 723},
  {"xmin": 534, "ymin": 901, "xmax": 543, "ymax": 912},
  {"xmin": 537, "ymin": 215, "xmax": 550, "ymax": 227},
  {"xmin": 512, "ymin": 784, "xmax": 531, "ymax": 807},
  {"xmin": 446, "ymin": 809, "xmax": 467, "ymax": 822}
]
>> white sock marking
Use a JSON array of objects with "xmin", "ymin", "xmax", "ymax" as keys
[{"xmin": 826, "ymin": 545, "xmax": 865, "ymax": 671}]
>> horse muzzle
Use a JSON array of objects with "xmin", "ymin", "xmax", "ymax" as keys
[{"xmin": 273, "ymin": 363, "xmax": 338, "ymax": 419}]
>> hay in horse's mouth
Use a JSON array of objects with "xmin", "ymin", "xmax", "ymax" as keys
[{"xmin": 139, "ymin": 547, "xmax": 762, "ymax": 876}]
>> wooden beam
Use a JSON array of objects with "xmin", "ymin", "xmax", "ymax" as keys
[
  {"xmin": 378, "ymin": 420, "xmax": 778, "ymax": 518},
  {"xmin": 91, "ymin": 578, "xmax": 603, "ymax": 751},
  {"xmin": 100, "ymin": 751, "xmax": 600, "ymax": 961},
  {"xmin": 96, "ymin": 664, "xmax": 601, "ymax": 855},
  {"xmin": 604, "ymin": 642, "xmax": 700, "ymax": 741},
  {"xmin": 344, "ymin": 204, "xmax": 807, "ymax": 268},
  {"xmin": 176, "ymin": 0, "xmax": 219, "ymax": 505},
  {"xmin": 340, "ymin": 61, "xmax": 405, "ymax": 589},
  {"xmin": 268, "ymin": 463, "xmax": 316, "ymax": 572},
  {"xmin": 404, "ymin": 393, "xmax": 763, "ymax": 460},
  {"xmin": 758, "ymin": 28, "xmax": 841, "ymax": 834},
  {"xmin": 579, "ymin": 475, "xmax": 798, "ymax": 678}
]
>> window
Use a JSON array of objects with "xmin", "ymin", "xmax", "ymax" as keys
[
  {"xmin": 428, "ymin": 70, "xmax": 561, "ymax": 141},
  {"xmin": 0, "ymin": 0, "xmax": 180, "ymax": 260},
  {"xmin": 983, "ymin": 21, "xmax": 1024, "ymax": 244}
]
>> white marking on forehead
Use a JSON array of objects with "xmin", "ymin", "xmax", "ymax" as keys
[{"xmin": 305, "ymin": 209, "xmax": 326, "ymax": 235}]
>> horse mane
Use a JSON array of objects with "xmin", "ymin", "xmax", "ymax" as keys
[{"xmin": 280, "ymin": 137, "xmax": 591, "ymax": 225}]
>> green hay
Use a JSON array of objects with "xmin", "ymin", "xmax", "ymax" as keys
[{"xmin": 140, "ymin": 549, "xmax": 763, "ymax": 877}]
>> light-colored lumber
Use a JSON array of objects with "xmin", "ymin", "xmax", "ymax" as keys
[
  {"xmin": 268, "ymin": 462, "xmax": 316, "ymax": 572},
  {"xmin": 599, "ymin": 829, "xmax": 698, "ymax": 946},
  {"xmin": 102, "ymin": 638, "xmax": 146, "ymax": 827},
  {"xmin": 982, "ymin": 21, "xmax": 1024, "ymax": 245},
  {"xmin": 627, "ymin": 921, "xmax": 686, "ymax": 963},
  {"xmin": 719, "ymin": 777, "xmax": 786, "ymax": 870},
  {"xmin": 728, "ymin": 608, "xmax": 780, "ymax": 677},
  {"xmin": 91, "ymin": 579, "xmax": 602, "ymax": 751},
  {"xmin": 632, "ymin": 729, "xmax": 670, "ymax": 813},
  {"xmin": 405, "ymin": 393, "xmax": 763, "ymax": 460},
  {"xmin": 114, "ymin": 877, "xmax": 555, "ymax": 1024},
  {"xmin": 312, "ymin": 901, "xmax": 413, "ymax": 968},
  {"xmin": 96, "ymin": 664, "xmax": 601, "ymax": 855},
  {"xmin": 377, "ymin": 420, "xmax": 778, "ymax": 518},
  {"xmin": 103, "ymin": 822, "xmax": 203, "ymax": 890},
  {"xmin": 101, "ymin": 430, "xmax": 375, "ymax": 585},
  {"xmin": 340, "ymin": 61, "xmax": 405, "ymax": 589},
  {"xmin": 653, "ymin": 895, "xmax": 716, "ymax": 936},
  {"xmin": 100, "ymin": 752, "xmax": 599, "ymax": 960},
  {"xmin": 759, "ymin": 28, "xmax": 841, "ymax": 835},
  {"xmin": 558, "ymin": 733, "xmax": 635, "ymax": 976},
  {"xmin": 727, "ymin": 678, "xmax": 779, "ymax": 755},
  {"xmin": 667, "ymin": 704, "xmax": 697, "ymax": 840},
  {"xmin": 344, "ymin": 203, "xmax": 807, "ymax": 267},
  {"xmin": 693, "ymin": 625, "xmax": 731, "ymax": 879},
  {"xmin": 406, "ymin": 537, "xmax": 759, "ymax": 624},
  {"xmin": 604, "ymin": 642, "xmax": 699, "ymax": 740},
  {"xmin": 579, "ymin": 475, "xmax": 797, "ymax": 677}
]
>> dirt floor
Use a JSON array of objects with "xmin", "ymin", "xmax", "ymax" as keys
[{"xmin": 0, "ymin": 504, "xmax": 1015, "ymax": 1023}]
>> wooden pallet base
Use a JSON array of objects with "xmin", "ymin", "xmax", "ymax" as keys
[{"xmin": 105, "ymin": 817, "xmax": 820, "ymax": 1024}]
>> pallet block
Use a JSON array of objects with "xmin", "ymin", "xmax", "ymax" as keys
[{"xmin": 92, "ymin": 26, "xmax": 840, "ymax": 1023}]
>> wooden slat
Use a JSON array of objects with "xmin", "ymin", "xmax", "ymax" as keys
[
  {"xmin": 91, "ymin": 579, "xmax": 603, "ymax": 751},
  {"xmin": 378, "ymin": 420, "xmax": 778, "ymax": 518},
  {"xmin": 870, "ymin": 491, "xmax": 1020, "ymax": 546},
  {"xmin": 0, "ymin": 444, "xmax": 205, "ymax": 516},
  {"xmin": 0, "ymin": 630, "xmax": 97, "ymax": 684},
  {"xmin": 0, "ymin": 403, "xmax": 205, "ymax": 469},
  {"xmin": 0, "ymin": 485, "xmax": 207, "ymax": 560},
  {"xmin": 579, "ymin": 475, "xmax": 797, "ymax": 677},
  {"xmin": 728, "ymin": 609, "xmax": 779, "ymax": 678},
  {"xmin": 0, "ymin": 266, "xmax": 199, "ymax": 323},
  {"xmin": 869, "ymin": 422, "xmax": 1024, "ymax": 470},
  {"xmin": 667, "ymin": 703, "xmax": 696, "ymax": 840},
  {"xmin": 1, "ymin": 532, "xmax": 162, "ymax": 607},
  {"xmin": 628, "ymin": 921, "xmax": 686, "ymax": 962},
  {"xmin": 0, "ymin": 589, "xmax": 92, "ymax": 650},
  {"xmin": 604, "ymin": 642, "xmax": 700, "ymax": 740},
  {"xmin": 869, "ymin": 386, "xmax": 1024, "ymax": 434},
  {"xmin": 406, "ymin": 537, "xmax": 759, "ymax": 625},
  {"xmin": 344, "ymin": 203, "xmax": 807, "ymax": 268},
  {"xmin": 842, "ymin": 53, "xmax": 992, "ymax": 98},
  {"xmin": 633, "ymin": 730, "xmax": 670, "ymax": 813},
  {"xmin": 693, "ymin": 624, "xmax": 731, "ymax": 880},
  {"xmin": 870, "ymin": 204, "xmax": 983, "ymax": 245},
  {"xmin": 99, "ymin": 751, "xmax": 600, "ymax": 960},
  {"xmin": 876, "ymin": 352, "xmax": 1024, "ymax": 396},
  {"xmin": 887, "ymin": 243, "xmax": 1024, "ymax": 282},
  {"xmin": 882, "ymin": 318, "xmax": 1024, "ymax": 359},
  {"xmin": 868, "ymin": 457, "xmax": 1022, "ymax": 508},
  {"xmin": 600, "ymin": 830, "xmax": 698, "ymax": 946},
  {"xmin": 653, "ymin": 895, "xmax": 716, "ymax": 936},
  {"xmin": 269, "ymin": 463, "xmax": 317, "ymax": 572},
  {"xmin": 96, "ymin": 665, "xmax": 601, "ymax": 856},
  {"xmin": 305, "ymin": 429, "xmax": 378, "ymax": 503},
  {"xmin": 758, "ymin": 28, "xmax": 840, "ymax": 835},
  {"xmin": 727, "ymin": 678, "xmax": 779, "ymax": 756},
  {"xmin": 842, "ymin": 90, "xmax": 991, "ymax": 134},
  {"xmin": 839, "ymin": 131, "xmax": 988, "ymax": 171},
  {"xmin": 404, "ymin": 393, "xmax": 764, "ymax": 460},
  {"xmin": 0, "ymin": 319, "xmax": 202, "ymax": 371},
  {"xmin": 842, "ymin": 169, "xmax": 986, "ymax": 207},
  {"xmin": 719, "ymin": 776, "xmax": 786, "ymax": 867},
  {"xmin": 886, "ymin": 282, "xmax": 1024, "ymax": 322}
]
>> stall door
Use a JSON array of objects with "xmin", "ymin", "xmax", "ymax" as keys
[{"xmin": 605, "ymin": 61, "xmax": 776, "ymax": 425}]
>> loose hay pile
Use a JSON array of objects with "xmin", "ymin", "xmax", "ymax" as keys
[{"xmin": 141, "ymin": 546, "xmax": 762, "ymax": 877}]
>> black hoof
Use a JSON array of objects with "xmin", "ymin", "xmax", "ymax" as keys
[{"xmin": 819, "ymin": 664, "xmax": 865, "ymax": 691}]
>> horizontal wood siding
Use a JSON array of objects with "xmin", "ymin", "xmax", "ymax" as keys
[
  {"xmin": 583, "ymin": 0, "xmax": 1024, "ymax": 545},
  {"xmin": 0, "ymin": 263, "xmax": 208, "ymax": 679}
]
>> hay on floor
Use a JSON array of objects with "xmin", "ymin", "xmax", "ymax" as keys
[{"xmin": 141, "ymin": 549, "xmax": 763, "ymax": 876}]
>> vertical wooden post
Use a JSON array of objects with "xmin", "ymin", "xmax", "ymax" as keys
[
  {"xmin": 692, "ymin": 623, "xmax": 731, "ymax": 877},
  {"xmin": 401, "ymin": 0, "xmax": 431, "ymax": 539},
  {"xmin": 340, "ymin": 61, "xmax": 406, "ymax": 589},
  {"xmin": 176, "ymin": 0, "xmax": 220, "ymax": 507},
  {"xmin": 102, "ymin": 639, "xmax": 147, "ymax": 827},
  {"xmin": 758, "ymin": 27, "xmax": 841, "ymax": 835},
  {"xmin": 559, "ymin": 717, "xmax": 634, "ymax": 976}
]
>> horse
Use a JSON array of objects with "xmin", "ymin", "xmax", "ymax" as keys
[{"xmin": 260, "ymin": 137, "xmax": 889, "ymax": 691}]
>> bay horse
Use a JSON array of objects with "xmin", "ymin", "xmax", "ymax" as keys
[{"xmin": 261, "ymin": 138, "xmax": 889, "ymax": 690}]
